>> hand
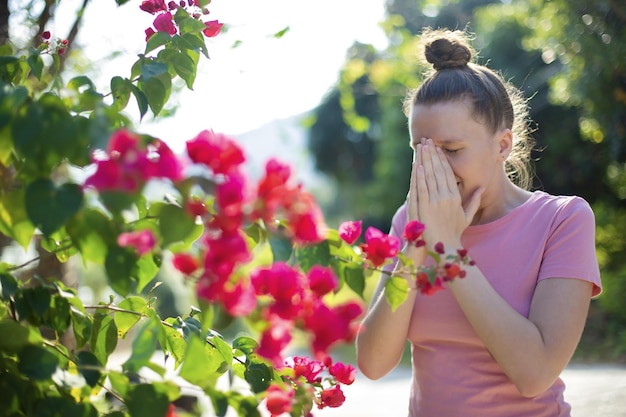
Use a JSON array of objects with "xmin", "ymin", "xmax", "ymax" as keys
[
  {"xmin": 404, "ymin": 150, "xmax": 426, "ymax": 264},
  {"xmin": 416, "ymin": 138, "xmax": 483, "ymax": 248}
]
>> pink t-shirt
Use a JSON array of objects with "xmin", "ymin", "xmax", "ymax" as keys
[{"xmin": 385, "ymin": 191, "xmax": 602, "ymax": 417}]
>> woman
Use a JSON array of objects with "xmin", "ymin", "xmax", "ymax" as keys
[{"xmin": 355, "ymin": 29, "xmax": 602, "ymax": 417}]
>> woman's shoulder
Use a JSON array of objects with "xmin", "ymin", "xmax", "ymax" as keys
[{"xmin": 528, "ymin": 190, "xmax": 593, "ymax": 217}]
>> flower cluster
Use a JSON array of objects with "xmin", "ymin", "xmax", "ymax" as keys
[
  {"xmin": 84, "ymin": 129, "xmax": 183, "ymax": 193},
  {"xmin": 338, "ymin": 219, "xmax": 472, "ymax": 295},
  {"xmin": 84, "ymin": 128, "xmax": 359, "ymax": 371},
  {"xmin": 252, "ymin": 263, "xmax": 362, "ymax": 366},
  {"xmin": 39, "ymin": 31, "xmax": 69, "ymax": 55},
  {"xmin": 265, "ymin": 356, "xmax": 356, "ymax": 416},
  {"xmin": 415, "ymin": 244, "xmax": 474, "ymax": 295},
  {"xmin": 139, "ymin": 0, "xmax": 224, "ymax": 41}
]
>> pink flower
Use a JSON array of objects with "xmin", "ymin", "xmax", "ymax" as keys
[
  {"xmin": 140, "ymin": 0, "xmax": 167, "ymax": 14},
  {"xmin": 172, "ymin": 253, "xmax": 199, "ymax": 275},
  {"xmin": 434, "ymin": 242, "xmax": 445, "ymax": 254},
  {"xmin": 221, "ymin": 281, "xmax": 257, "ymax": 317},
  {"xmin": 304, "ymin": 300, "xmax": 363, "ymax": 356},
  {"xmin": 403, "ymin": 220, "xmax": 426, "ymax": 245},
  {"xmin": 307, "ymin": 265, "xmax": 338, "ymax": 297},
  {"xmin": 338, "ymin": 220, "xmax": 362, "ymax": 245},
  {"xmin": 153, "ymin": 12, "xmax": 177, "ymax": 35},
  {"xmin": 252, "ymin": 263, "xmax": 305, "ymax": 320},
  {"xmin": 145, "ymin": 27, "xmax": 156, "ymax": 41},
  {"xmin": 319, "ymin": 385, "xmax": 345, "ymax": 409},
  {"xmin": 256, "ymin": 318, "xmax": 293, "ymax": 367},
  {"xmin": 117, "ymin": 230, "xmax": 156, "ymax": 256},
  {"xmin": 285, "ymin": 356, "xmax": 324, "ymax": 383},
  {"xmin": 186, "ymin": 130, "xmax": 245, "ymax": 175},
  {"xmin": 328, "ymin": 362, "xmax": 356, "ymax": 385},
  {"xmin": 41, "ymin": 31, "xmax": 51, "ymax": 40},
  {"xmin": 203, "ymin": 20, "xmax": 223, "ymax": 38},
  {"xmin": 265, "ymin": 383, "xmax": 294, "ymax": 417},
  {"xmin": 360, "ymin": 227, "xmax": 401, "ymax": 267}
]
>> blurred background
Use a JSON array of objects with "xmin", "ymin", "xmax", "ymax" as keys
[{"xmin": 2, "ymin": 0, "xmax": 625, "ymax": 382}]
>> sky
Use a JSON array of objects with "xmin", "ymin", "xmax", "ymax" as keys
[{"xmin": 43, "ymin": 0, "xmax": 388, "ymax": 152}]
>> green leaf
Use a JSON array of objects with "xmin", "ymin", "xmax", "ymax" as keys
[
  {"xmin": 110, "ymin": 76, "xmax": 132, "ymax": 112},
  {"xmin": 343, "ymin": 264, "xmax": 366, "ymax": 297},
  {"xmin": 273, "ymin": 26, "xmax": 290, "ymax": 39},
  {"xmin": 173, "ymin": 7, "xmax": 207, "ymax": 34},
  {"xmin": 142, "ymin": 71, "xmax": 171, "ymax": 116},
  {"xmin": 269, "ymin": 234, "xmax": 292, "ymax": 262},
  {"xmin": 244, "ymin": 362, "xmax": 273, "ymax": 393},
  {"xmin": 70, "ymin": 307, "xmax": 92, "ymax": 349},
  {"xmin": 114, "ymin": 296, "xmax": 147, "ymax": 338},
  {"xmin": 105, "ymin": 247, "xmax": 137, "ymax": 296},
  {"xmin": 163, "ymin": 321, "xmax": 186, "ymax": 367},
  {"xmin": 145, "ymin": 31, "xmax": 172, "ymax": 54},
  {"xmin": 135, "ymin": 254, "xmax": 160, "ymax": 293},
  {"xmin": 126, "ymin": 384, "xmax": 169, "ymax": 417},
  {"xmin": 158, "ymin": 204, "xmax": 196, "ymax": 247},
  {"xmin": 294, "ymin": 240, "xmax": 331, "ymax": 272},
  {"xmin": 0, "ymin": 272, "xmax": 18, "ymax": 299},
  {"xmin": 178, "ymin": 33, "xmax": 209, "ymax": 58},
  {"xmin": 108, "ymin": 371, "xmax": 130, "ymax": 397},
  {"xmin": 384, "ymin": 276, "xmax": 410, "ymax": 312},
  {"xmin": 18, "ymin": 345, "xmax": 59, "ymax": 380},
  {"xmin": 0, "ymin": 319, "xmax": 30, "ymax": 352},
  {"xmin": 129, "ymin": 84, "xmax": 149, "ymax": 120},
  {"xmin": 66, "ymin": 208, "xmax": 116, "ymax": 264},
  {"xmin": 179, "ymin": 335, "xmax": 223, "ymax": 387},
  {"xmin": 77, "ymin": 351, "xmax": 101, "ymax": 387},
  {"xmin": 0, "ymin": 189, "xmax": 36, "ymax": 249},
  {"xmin": 26, "ymin": 52, "xmax": 44, "ymax": 80},
  {"xmin": 232, "ymin": 336, "xmax": 258, "ymax": 356},
  {"xmin": 14, "ymin": 285, "xmax": 51, "ymax": 325},
  {"xmin": 24, "ymin": 179, "xmax": 83, "ymax": 237},
  {"xmin": 91, "ymin": 313, "xmax": 118, "ymax": 365},
  {"xmin": 123, "ymin": 317, "xmax": 160, "ymax": 374}
]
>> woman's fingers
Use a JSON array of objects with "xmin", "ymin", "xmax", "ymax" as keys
[
  {"xmin": 420, "ymin": 141, "xmax": 439, "ymax": 196},
  {"xmin": 436, "ymin": 146, "xmax": 459, "ymax": 194},
  {"xmin": 407, "ymin": 158, "xmax": 419, "ymax": 221}
]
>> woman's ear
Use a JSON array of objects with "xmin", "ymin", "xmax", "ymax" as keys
[{"xmin": 497, "ymin": 129, "xmax": 513, "ymax": 161}]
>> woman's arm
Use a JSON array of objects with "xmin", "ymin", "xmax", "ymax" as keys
[
  {"xmin": 355, "ymin": 246, "xmax": 423, "ymax": 380},
  {"xmin": 448, "ymin": 269, "xmax": 593, "ymax": 397},
  {"xmin": 356, "ymin": 155, "xmax": 426, "ymax": 380}
]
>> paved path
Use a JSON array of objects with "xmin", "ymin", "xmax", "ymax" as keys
[{"xmin": 321, "ymin": 364, "xmax": 626, "ymax": 417}]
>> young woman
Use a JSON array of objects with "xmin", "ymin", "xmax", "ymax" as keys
[{"xmin": 355, "ymin": 29, "xmax": 602, "ymax": 417}]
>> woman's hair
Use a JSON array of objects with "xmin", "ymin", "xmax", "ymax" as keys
[{"xmin": 403, "ymin": 28, "xmax": 535, "ymax": 190}]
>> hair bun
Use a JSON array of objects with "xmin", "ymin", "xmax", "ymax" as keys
[{"xmin": 424, "ymin": 36, "xmax": 472, "ymax": 70}]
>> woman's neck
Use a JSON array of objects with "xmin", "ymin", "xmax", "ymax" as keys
[{"xmin": 470, "ymin": 180, "xmax": 532, "ymax": 226}]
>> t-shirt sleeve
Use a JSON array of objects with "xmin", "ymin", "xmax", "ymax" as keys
[{"xmin": 538, "ymin": 197, "xmax": 602, "ymax": 296}]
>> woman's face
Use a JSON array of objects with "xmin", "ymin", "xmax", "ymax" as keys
[{"xmin": 409, "ymin": 99, "xmax": 509, "ymax": 205}]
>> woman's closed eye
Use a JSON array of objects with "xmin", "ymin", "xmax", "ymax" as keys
[{"xmin": 442, "ymin": 148, "xmax": 460, "ymax": 155}]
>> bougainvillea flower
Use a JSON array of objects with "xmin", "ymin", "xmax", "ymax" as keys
[
  {"xmin": 285, "ymin": 356, "xmax": 324, "ymax": 383},
  {"xmin": 221, "ymin": 281, "xmax": 257, "ymax": 317},
  {"xmin": 172, "ymin": 253, "xmax": 199, "ymax": 275},
  {"xmin": 185, "ymin": 198, "xmax": 206, "ymax": 217},
  {"xmin": 153, "ymin": 12, "xmax": 177, "ymax": 35},
  {"xmin": 117, "ymin": 230, "xmax": 156, "ymax": 256},
  {"xmin": 148, "ymin": 139, "xmax": 184, "ymax": 181},
  {"xmin": 338, "ymin": 220, "xmax": 362, "ymax": 245},
  {"xmin": 319, "ymin": 384, "xmax": 345, "ymax": 408},
  {"xmin": 186, "ymin": 130, "xmax": 246, "ymax": 175},
  {"xmin": 360, "ymin": 227, "xmax": 401, "ymax": 267},
  {"xmin": 304, "ymin": 300, "xmax": 363, "ymax": 356},
  {"xmin": 434, "ymin": 242, "xmax": 445, "ymax": 254},
  {"xmin": 403, "ymin": 220, "xmax": 426, "ymax": 246},
  {"xmin": 256, "ymin": 318, "xmax": 293, "ymax": 367},
  {"xmin": 265, "ymin": 383, "xmax": 294, "ymax": 417},
  {"xmin": 415, "ymin": 271, "xmax": 444, "ymax": 296},
  {"xmin": 307, "ymin": 265, "xmax": 338, "ymax": 297},
  {"xmin": 140, "ymin": 0, "xmax": 168, "ymax": 14},
  {"xmin": 251, "ymin": 263, "xmax": 305, "ymax": 320},
  {"xmin": 203, "ymin": 20, "xmax": 223, "ymax": 37},
  {"xmin": 328, "ymin": 362, "xmax": 356, "ymax": 385}
]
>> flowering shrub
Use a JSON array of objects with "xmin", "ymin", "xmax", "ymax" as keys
[{"xmin": 0, "ymin": 1, "xmax": 471, "ymax": 416}]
